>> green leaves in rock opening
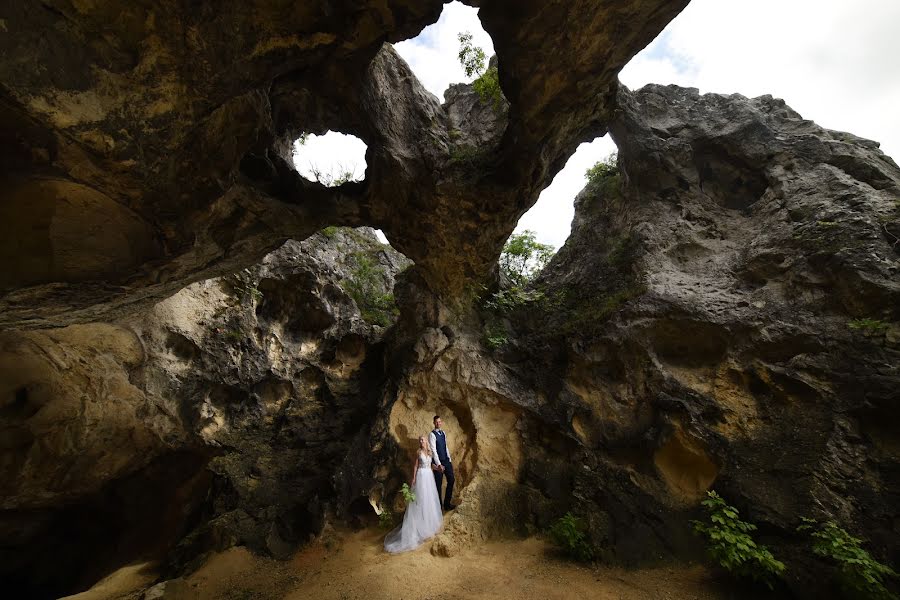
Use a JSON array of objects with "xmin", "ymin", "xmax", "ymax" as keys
[
  {"xmin": 400, "ymin": 483, "xmax": 416, "ymax": 505},
  {"xmin": 479, "ymin": 231, "xmax": 556, "ymax": 351},
  {"xmin": 691, "ymin": 491, "xmax": 786, "ymax": 589},
  {"xmin": 344, "ymin": 252, "xmax": 399, "ymax": 327},
  {"xmin": 798, "ymin": 518, "xmax": 898, "ymax": 600},
  {"xmin": 457, "ymin": 31, "xmax": 505, "ymax": 110},
  {"xmin": 585, "ymin": 152, "xmax": 621, "ymax": 199},
  {"xmin": 548, "ymin": 512, "xmax": 595, "ymax": 563},
  {"xmin": 457, "ymin": 32, "xmax": 486, "ymax": 78},
  {"xmin": 499, "ymin": 230, "xmax": 555, "ymax": 287}
]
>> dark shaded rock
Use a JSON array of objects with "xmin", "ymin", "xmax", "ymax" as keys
[
  {"xmin": 492, "ymin": 84, "xmax": 900, "ymax": 595},
  {"xmin": 0, "ymin": 0, "xmax": 687, "ymax": 327}
]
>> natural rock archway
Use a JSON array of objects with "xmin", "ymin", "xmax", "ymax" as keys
[{"xmin": 0, "ymin": 0, "xmax": 689, "ymax": 328}]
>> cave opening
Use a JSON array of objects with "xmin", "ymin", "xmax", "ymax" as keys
[
  {"xmin": 393, "ymin": 1, "xmax": 496, "ymax": 100},
  {"xmin": 512, "ymin": 135, "xmax": 620, "ymax": 263},
  {"xmin": 292, "ymin": 130, "xmax": 367, "ymax": 187}
]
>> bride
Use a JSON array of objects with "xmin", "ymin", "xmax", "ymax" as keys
[{"xmin": 383, "ymin": 435, "xmax": 443, "ymax": 553}]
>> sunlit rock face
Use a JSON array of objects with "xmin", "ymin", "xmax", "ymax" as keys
[
  {"xmin": 0, "ymin": 228, "xmax": 408, "ymax": 597},
  {"xmin": 450, "ymin": 84, "xmax": 898, "ymax": 595}
]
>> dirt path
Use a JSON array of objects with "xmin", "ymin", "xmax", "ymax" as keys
[
  {"xmin": 72, "ymin": 528, "xmax": 740, "ymax": 600},
  {"xmin": 187, "ymin": 528, "xmax": 733, "ymax": 600}
]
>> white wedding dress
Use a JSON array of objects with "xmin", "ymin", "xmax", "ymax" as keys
[{"xmin": 383, "ymin": 451, "xmax": 443, "ymax": 553}]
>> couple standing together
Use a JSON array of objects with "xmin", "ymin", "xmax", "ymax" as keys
[{"xmin": 383, "ymin": 415, "xmax": 456, "ymax": 553}]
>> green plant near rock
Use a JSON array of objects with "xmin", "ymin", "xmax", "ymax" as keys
[
  {"xmin": 482, "ymin": 320, "xmax": 509, "ymax": 350},
  {"xmin": 400, "ymin": 483, "xmax": 416, "ymax": 505},
  {"xmin": 224, "ymin": 269, "xmax": 263, "ymax": 303},
  {"xmin": 457, "ymin": 31, "xmax": 505, "ymax": 110},
  {"xmin": 585, "ymin": 153, "xmax": 621, "ymax": 199},
  {"xmin": 378, "ymin": 509, "xmax": 394, "ymax": 530},
  {"xmin": 691, "ymin": 491, "xmax": 785, "ymax": 589},
  {"xmin": 548, "ymin": 512, "xmax": 594, "ymax": 563},
  {"xmin": 848, "ymin": 318, "xmax": 890, "ymax": 334},
  {"xmin": 798, "ymin": 518, "xmax": 898, "ymax": 600},
  {"xmin": 343, "ymin": 253, "xmax": 399, "ymax": 327}
]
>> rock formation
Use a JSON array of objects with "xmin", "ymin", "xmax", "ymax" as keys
[
  {"xmin": 1, "ymin": 228, "xmax": 408, "ymax": 596},
  {"xmin": 1, "ymin": 1, "xmax": 898, "ymax": 599},
  {"xmin": 0, "ymin": 0, "xmax": 688, "ymax": 327},
  {"xmin": 416, "ymin": 83, "xmax": 899, "ymax": 594}
]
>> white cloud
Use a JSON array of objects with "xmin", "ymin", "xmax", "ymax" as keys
[
  {"xmin": 621, "ymin": 0, "xmax": 900, "ymax": 161},
  {"xmin": 393, "ymin": 1, "xmax": 494, "ymax": 99}
]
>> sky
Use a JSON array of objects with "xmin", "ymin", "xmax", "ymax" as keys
[{"xmin": 295, "ymin": 0, "xmax": 900, "ymax": 250}]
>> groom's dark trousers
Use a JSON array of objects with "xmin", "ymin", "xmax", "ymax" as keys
[{"xmin": 433, "ymin": 462, "xmax": 455, "ymax": 509}]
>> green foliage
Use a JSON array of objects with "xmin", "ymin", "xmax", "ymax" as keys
[
  {"xmin": 848, "ymin": 318, "xmax": 889, "ymax": 333},
  {"xmin": 691, "ymin": 491, "xmax": 786, "ymax": 589},
  {"xmin": 401, "ymin": 483, "xmax": 416, "ymax": 505},
  {"xmin": 478, "ymin": 231, "xmax": 555, "ymax": 349},
  {"xmin": 482, "ymin": 321, "xmax": 509, "ymax": 350},
  {"xmin": 499, "ymin": 230, "xmax": 555, "ymax": 287},
  {"xmin": 320, "ymin": 226, "xmax": 339, "ymax": 238},
  {"xmin": 296, "ymin": 133, "xmax": 309, "ymax": 145},
  {"xmin": 344, "ymin": 253, "xmax": 398, "ymax": 327},
  {"xmin": 448, "ymin": 144, "xmax": 483, "ymax": 167},
  {"xmin": 798, "ymin": 519, "xmax": 898, "ymax": 600},
  {"xmin": 457, "ymin": 31, "xmax": 505, "ymax": 110},
  {"xmin": 558, "ymin": 284, "xmax": 646, "ymax": 335},
  {"xmin": 457, "ymin": 32, "xmax": 486, "ymax": 78},
  {"xmin": 225, "ymin": 329, "xmax": 243, "ymax": 342},
  {"xmin": 224, "ymin": 269, "xmax": 263, "ymax": 303},
  {"xmin": 585, "ymin": 153, "xmax": 621, "ymax": 199},
  {"xmin": 473, "ymin": 66, "xmax": 503, "ymax": 110},
  {"xmin": 548, "ymin": 513, "xmax": 594, "ymax": 562},
  {"xmin": 378, "ymin": 509, "xmax": 394, "ymax": 530}
]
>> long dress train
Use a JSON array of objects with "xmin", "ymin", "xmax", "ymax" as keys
[{"xmin": 383, "ymin": 451, "xmax": 443, "ymax": 553}]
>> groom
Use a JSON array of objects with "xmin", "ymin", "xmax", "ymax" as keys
[{"xmin": 429, "ymin": 415, "xmax": 456, "ymax": 511}]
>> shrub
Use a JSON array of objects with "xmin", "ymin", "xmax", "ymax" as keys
[
  {"xmin": 344, "ymin": 253, "xmax": 399, "ymax": 327},
  {"xmin": 548, "ymin": 512, "xmax": 594, "ymax": 562},
  {"xmin": 224, "ymin": 269, "xmax": 263, "ymax": 303},
  {"xmin": 798, "ymin": 518, "xmax": 898, "ymax": 600},
  {"xmin": 848, "ymin": 318, "xmax": 889, "ymax": 334},
  {"xmin": 691, "ymin": 491, "xmax": 786, "ymax": 589},
  {"xmin": 499, "ymin": 230, "xmax": 555, "ymax": 287},
  {"xmin": 585, "ymin": 153, "xmax": 621, "ymax": 198},
  {"xmin": 400, "ymin": 483, "xmax": 416, "ymax": 505},
  {"xmin": 457, "ymin": 31, "xmax": 505, "ymax": 110},
  {"xmin": 378, "ymin": 509, "xmax": 394, "ymax": 530},
  {"xmin": 482, "ymin": 321, "xmax": 509, "ymax": 350}
]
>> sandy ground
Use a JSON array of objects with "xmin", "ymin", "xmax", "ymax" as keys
[{"xmin": 71, "ymin": 528, "xmax": 743, "ymax": 600}]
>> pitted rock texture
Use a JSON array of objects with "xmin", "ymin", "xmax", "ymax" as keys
[
  {"xmin": 469, "ymin": 84, "xmax": 899, "ymax": 595},
  {"xmin": 0, "ymin": 0, "xmax": 687, "ymax": 327},
  {"xmin": 0, "ymin": 228, "xmax": 408, "ymax": 597}
]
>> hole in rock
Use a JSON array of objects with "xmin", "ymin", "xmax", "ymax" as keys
[
  {"xmin": 293, "ymin": 131, "xmax": 367, "ymax": 187},
  {"xmin": 394, "ymin": 1, "xmax": 495, "ymax": 99},
  {"xmin": 514, "ymin": 135, "xmax": 619, "ymax": 254}
]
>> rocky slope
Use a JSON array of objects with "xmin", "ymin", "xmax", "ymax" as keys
[
  {"xmin": 0, "ymin": 228, "xmax": 408, "ymax": 597},
  {"xmin": 437, "ymin": 83, "xmax": 899, "ymax": 594}
]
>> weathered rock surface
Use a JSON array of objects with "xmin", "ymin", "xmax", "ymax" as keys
[
  {"xmin": 451, "ymin": 84, "xmax": 899, "ymax": 594},
  {"xmin": 0, "ymin": 0, "xmax": 687, "ymax": 327},
  {"xmin": 0, "ymin": 228, "xmax": 408, "ymax": 597}
]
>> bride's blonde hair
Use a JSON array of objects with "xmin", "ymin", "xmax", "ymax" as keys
[{"xmin": 418, "ymin": 435, "xmax": 432, "ymax": 456}]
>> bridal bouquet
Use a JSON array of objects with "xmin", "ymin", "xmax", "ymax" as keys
[{"xmin": 400, "ymin": 483, "xmax": 416, "ymax": 504}]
